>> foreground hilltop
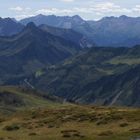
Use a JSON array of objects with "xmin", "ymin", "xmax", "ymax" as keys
[
  {"xmin": 0, "ymin": 105, "xmax": 139, "ymax": 140},
  {"xmin": 0, "ymin": 86, "xmax": 61, "ymax": 113},
  {"xmin": 0, "ymin": 87, "xmax": 139, "ymax": 140}
]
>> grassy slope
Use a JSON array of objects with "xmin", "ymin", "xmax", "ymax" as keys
[
  {"xmin": 0, "ymin": 86, "xmax": 139, "ymax": 140},
  {"xmin": 33, "ymin": 46, "xmax": 140, "ymax": 105},
  {"xmin": 0, "ymin": 86, "xmax": 60, "ymax": 114},
  {"xmin": 0, "ymin": 105, "xmax": 139, "ymax": 140}
]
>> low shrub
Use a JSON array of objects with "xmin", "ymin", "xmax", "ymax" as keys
[
  {"xmin": 98, "ymin": 130, "xmax": 113, "ymax": 136},
  {"xmin": 29, "ymin": 132, "xmax": 37, "ymax": 136},
  {"xmin": 4, "ymin": 124, "xmax": 20, "ymax": 131},
  {"xmin": 119, "ymin": 123, "xmax": 129, "ymax": 127}
]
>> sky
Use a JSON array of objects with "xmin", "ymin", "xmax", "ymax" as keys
[{"xmin": 1, "ymin": 0, "xmax": 140, "ymax": 20}]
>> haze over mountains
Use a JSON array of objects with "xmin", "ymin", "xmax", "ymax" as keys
[{"xmin": 0, "ymin": 14, "xmax": 140, "ymax": 107}]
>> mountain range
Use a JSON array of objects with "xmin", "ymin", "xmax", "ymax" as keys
[
  {"xmin": 29, "ymin": 46, "xmax": 140, "ymax": 107},
  {"xmin": 0, "ymin": 22, "xmax": 82, "ymax": 85},
  {"xmin": 20, "ymin": 14, "xmax": 140, "ymax": 47},
  {"xmin": 0, "ymin": 17, "xmax": 24, "ymax": 36},
  {"xmin": 1, "ymin": 14, "xmax": 140, "ymax": 47},
  {"xmin": 39, "ymin": 24, "xmax": 94, "ymax": 48},
  {"xmin": 0, "ymin": 15, "xmax": 140, "ymax": 107}
]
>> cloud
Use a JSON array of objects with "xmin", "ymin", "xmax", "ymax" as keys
[
  {"xmin": 133, "ymin": 5, "xmax": 140, "ymax": 12},
  {"xmin": 35, "ymin": 2, "xmax": 132, "ymax": 16},
  {"xmin": 59, "ymin": 0, "xmax": 75, "ymax": 2},
  {"xmin": 13, "ymin": 2, "xmax": 140, "ymax": 20},
  {"xmin": 87, "ymin": 2, "xmax": 131, "ymax": 14},
  {"xmin": 15, "ymin": 14, "xmax": 35, "ymax": 20},
  {"xmin": 93, "ymin": 2, "xmax": 120, "ymax": 11},
  {"xmin": 36, "ymin": 8, "xmax": 73, "ymax": 15},
  {"xmin": 10, "ymin": 6, "xmax": 23, "ymax": 12},
  {"xmin": 10, "ymin": 6, "xmax": 32, "ymax": 20},
  {"xmin": 10, "ymin": 6, "xmax": 31, "ymax": 13}
]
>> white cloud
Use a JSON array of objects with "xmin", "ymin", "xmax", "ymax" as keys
[
  {"xmin": 59, "ymin": 0, "xmax": 75, "ymax": 2},
  {"xmin": 10, "ymin": 6, "xmax": 23, "ymax": 12},
  {"xmin": 10, "ymin": 6, "xmax": 32, "ymax": 20},
  {"xmin": 133, "ymin": 5, "xmax": 140, "ymax": 12},
  {"xmin": 13, "ymin": 2, "xmax": 140, "ymax": 20},
  {"xmin": 35, "ymin": 2, "xmax": 132, "ymax": 16},
  {"xmin": 93, "ymin": 2, "xmax": 120, "ymax": 11},
  {"xmin": 36, "ymin": 8, "xmax": 73, "ymax": 15},
  {"xmin": 88, "ymin": 2, "xmax": 131, "ymax": 14},
  {"xmin": 10, "ymin": 6, "xmax": 31, "ymax": 13},
  {"xmin": 15, "ymin": 14, "xmax": 35, "ymax": 20}
]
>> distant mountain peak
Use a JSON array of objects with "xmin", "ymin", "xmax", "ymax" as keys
[
  {"xmin": 21, "ymin": 22, "xmax": 41, "ymax": 37},
  {"xmin": 101, "ymin": 16, "xmax": 116, "ymax": 21},
  {"xmin": 4, "ymin": 17, "xmax": 12, "ymax": 20},
  {"xmin": 0, "ymin": 17, "xmax": 24, "ymax": 36},
  {"xmin": 24, "ymin": 22, "xmax": 39, "ymax": 32},
  {"xmin": 99, "ymin": 15, "xmax": 130, "ymax": 21},
  {"xmin": 72, "ymin": 15, "xmax": 84, "ymax": 22},
  {"xmin": 37, "ymin": 14, "xmax": 45, "ymax": 17},
  {"xmin": 119, "ymin": 15, "xmax": 129, "ymax": 19},
  {"xmin": 26, "ymin": 22, "xmax": 36, "ymax": 28},
  {"xmin": 72, "ymin": 15, "xmax": 82, "ymax": 19},
  {"xmin": 0, "ymin": 17, "xmax": 16, "ymax": 23}
]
